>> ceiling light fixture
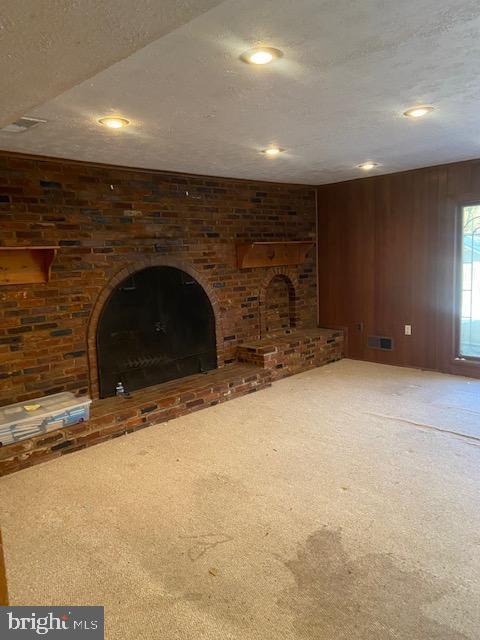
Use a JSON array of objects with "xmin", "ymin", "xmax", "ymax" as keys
[
  {"xmin": 98, "ymin": 116, "xmax": 130, "ymax": 129},
  {"xmin": 358, "ymin": 161, "xmax": 379, "ymax": 171},
  {"xmin": 262, "ymin": 147, "xmax": 285, "ymax": 157},
  {"xmin": 240, "ymin": 47, "xmax": 283, "ymax": 65},
  {"xmin": 403, "ymin": 105, "xmax": 435, "ymax": 119}
]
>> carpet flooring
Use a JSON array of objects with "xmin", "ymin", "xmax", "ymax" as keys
[{"xmin": 1, "ymin": 359, "xmax": 479, "ymax": 639}]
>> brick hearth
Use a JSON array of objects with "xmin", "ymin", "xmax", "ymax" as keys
[
  {"xmin": 237, "ymin": 328, "xmax": 344, "ymax": 381},
  {"xmin": 0, "ymin": 363, "xmax": 272, "ymax": 476},
  {"xmin": 0, "ymin": 327, "xmax": 344, "ymax": 476}
]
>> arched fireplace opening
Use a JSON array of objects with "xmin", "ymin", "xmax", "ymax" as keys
[{"xmin": 96, "ymin": 266, "xmax": 217, "ymax": 398}]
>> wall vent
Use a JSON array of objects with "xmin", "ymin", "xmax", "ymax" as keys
[
  {"xmin": 1, "ymin": 117, "xmax": 47, "ymax": 133},
  {"xmin": 367, "ymin": 335, "xmax": 394, "ymax": 351}
]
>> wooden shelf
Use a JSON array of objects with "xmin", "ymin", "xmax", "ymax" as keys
[
  {"xmin": 236, "ymin": 241, "xmax": 314, "ymax": 269},
  {"xmin": 0, "ymin": 246, "xmax": 58, "ymax": 285}
]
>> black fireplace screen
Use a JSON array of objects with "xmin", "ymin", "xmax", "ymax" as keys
[{"xmin": 97, "ymin": 266, "xmax": 217, "ymax": 398}]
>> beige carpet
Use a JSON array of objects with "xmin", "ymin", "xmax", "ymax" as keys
[{"xmin": 1, "ymin": 359, "xmax": 480, "ymax": 639}]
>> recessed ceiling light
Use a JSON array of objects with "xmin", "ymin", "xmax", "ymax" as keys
[
  {"xmin": 240, "ymin": 47, "xmax": 283, "ymax": 65},
  {"xmin": 358, "ymin": 161, "xmax": 379, "ymax": 171},
  {"xmin": 262, "ymin": 147, "xmax": 285, "ymax": 157},
  {"xmin": 98, "ymin": 116, "xmax": 130, "ymax": 129},
  {"xmin": 403, "ymin": 105, "xmax": 435, "ymax": 119}
]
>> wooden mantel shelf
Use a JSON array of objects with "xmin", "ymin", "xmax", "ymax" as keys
[
  {"xmin": 236, "ymin": 241, "xmax": 314, "ymax": 269},
  {"xmin": 0, "ymin": 246, "xmax": 58, "ymax": 285}
]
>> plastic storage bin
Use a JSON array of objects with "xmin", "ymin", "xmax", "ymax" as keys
[{"xmin": 0, "ymin": 392, "xmax": 91, "ymax": 446}]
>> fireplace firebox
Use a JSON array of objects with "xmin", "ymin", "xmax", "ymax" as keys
[{"xmin": 97, "ymin": 266, "xmax": 217, "ymax": 398}]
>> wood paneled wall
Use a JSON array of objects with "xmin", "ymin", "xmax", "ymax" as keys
[{"xmin": 316, "ymin": 159, "xmax": 480, "ymax": 378}]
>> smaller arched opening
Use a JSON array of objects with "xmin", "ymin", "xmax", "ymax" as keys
[
  {"xmin": 264, "ymin": 274, "xmax": 296, "ymax": 335},
  {"xmin": 259, "ymin": 268, "xmax": 299, "ymax": 338}
]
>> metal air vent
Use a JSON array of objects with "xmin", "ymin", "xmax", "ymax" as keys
[
  {"xmin": 367, "ymin": 335, "xmax": 394, "ymax": 351},
  {"xmin": 1, "ymin": 117, "xmax": 47, "ymax": 133}
]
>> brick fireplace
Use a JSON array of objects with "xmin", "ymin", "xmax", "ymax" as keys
[
  {"xmin": 88, "ymin": 257, "xmax": 223, "ymax": 399},
  {"xmin": 0, "ymin": 152, "xmax": 343, "ymax": 475}
]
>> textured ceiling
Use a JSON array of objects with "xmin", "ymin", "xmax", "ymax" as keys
[
  {"xmin": 0, "ymin": 0, "xmax": 223, "ymax": 127},
  {"xmin": 1, "ymin": 0, "xmax": 480, "ymax": 184}
]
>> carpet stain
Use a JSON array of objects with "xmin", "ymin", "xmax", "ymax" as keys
[
  {"xmin": 279, "ymin": 527, "xmax": 469, "ymax": 639},
  {"xmin": 179, "ymin": 532, "xmax": 234, "ymax": 561},
  {"xmin": 195, "ymin": 472, "xmax": 250, "ymax": 497}
]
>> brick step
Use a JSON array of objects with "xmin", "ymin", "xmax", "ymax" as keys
[
  {"xmin": 0, "ymin": 363, "xmax": 271, "ymax": 476},
  {"xmin": 237, "ymin": 327, "xmax": 343, "ymax": 381}
]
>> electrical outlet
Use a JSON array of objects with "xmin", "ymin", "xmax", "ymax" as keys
[{"xmin": 404, "ymin": 324, "xmax": 412, "ymax": 336}]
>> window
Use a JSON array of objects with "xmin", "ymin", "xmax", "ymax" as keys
[{"xmin": 459, "ymin": 204, "xmax": 480, "ymax": 359}]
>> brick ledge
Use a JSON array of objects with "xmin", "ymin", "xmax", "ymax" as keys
[{"xmin": 0, "ymin": 363, "xmax": 270, "ymax": 477}]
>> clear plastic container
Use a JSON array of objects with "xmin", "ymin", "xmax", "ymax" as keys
[{"xmin": 0, "ymin": 392, "xmax": 91, "ymax": 446}]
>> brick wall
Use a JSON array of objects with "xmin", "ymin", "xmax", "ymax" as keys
[{"xmin": 0, "ymin": 152, "xmax": 317, "ymax": 406}]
